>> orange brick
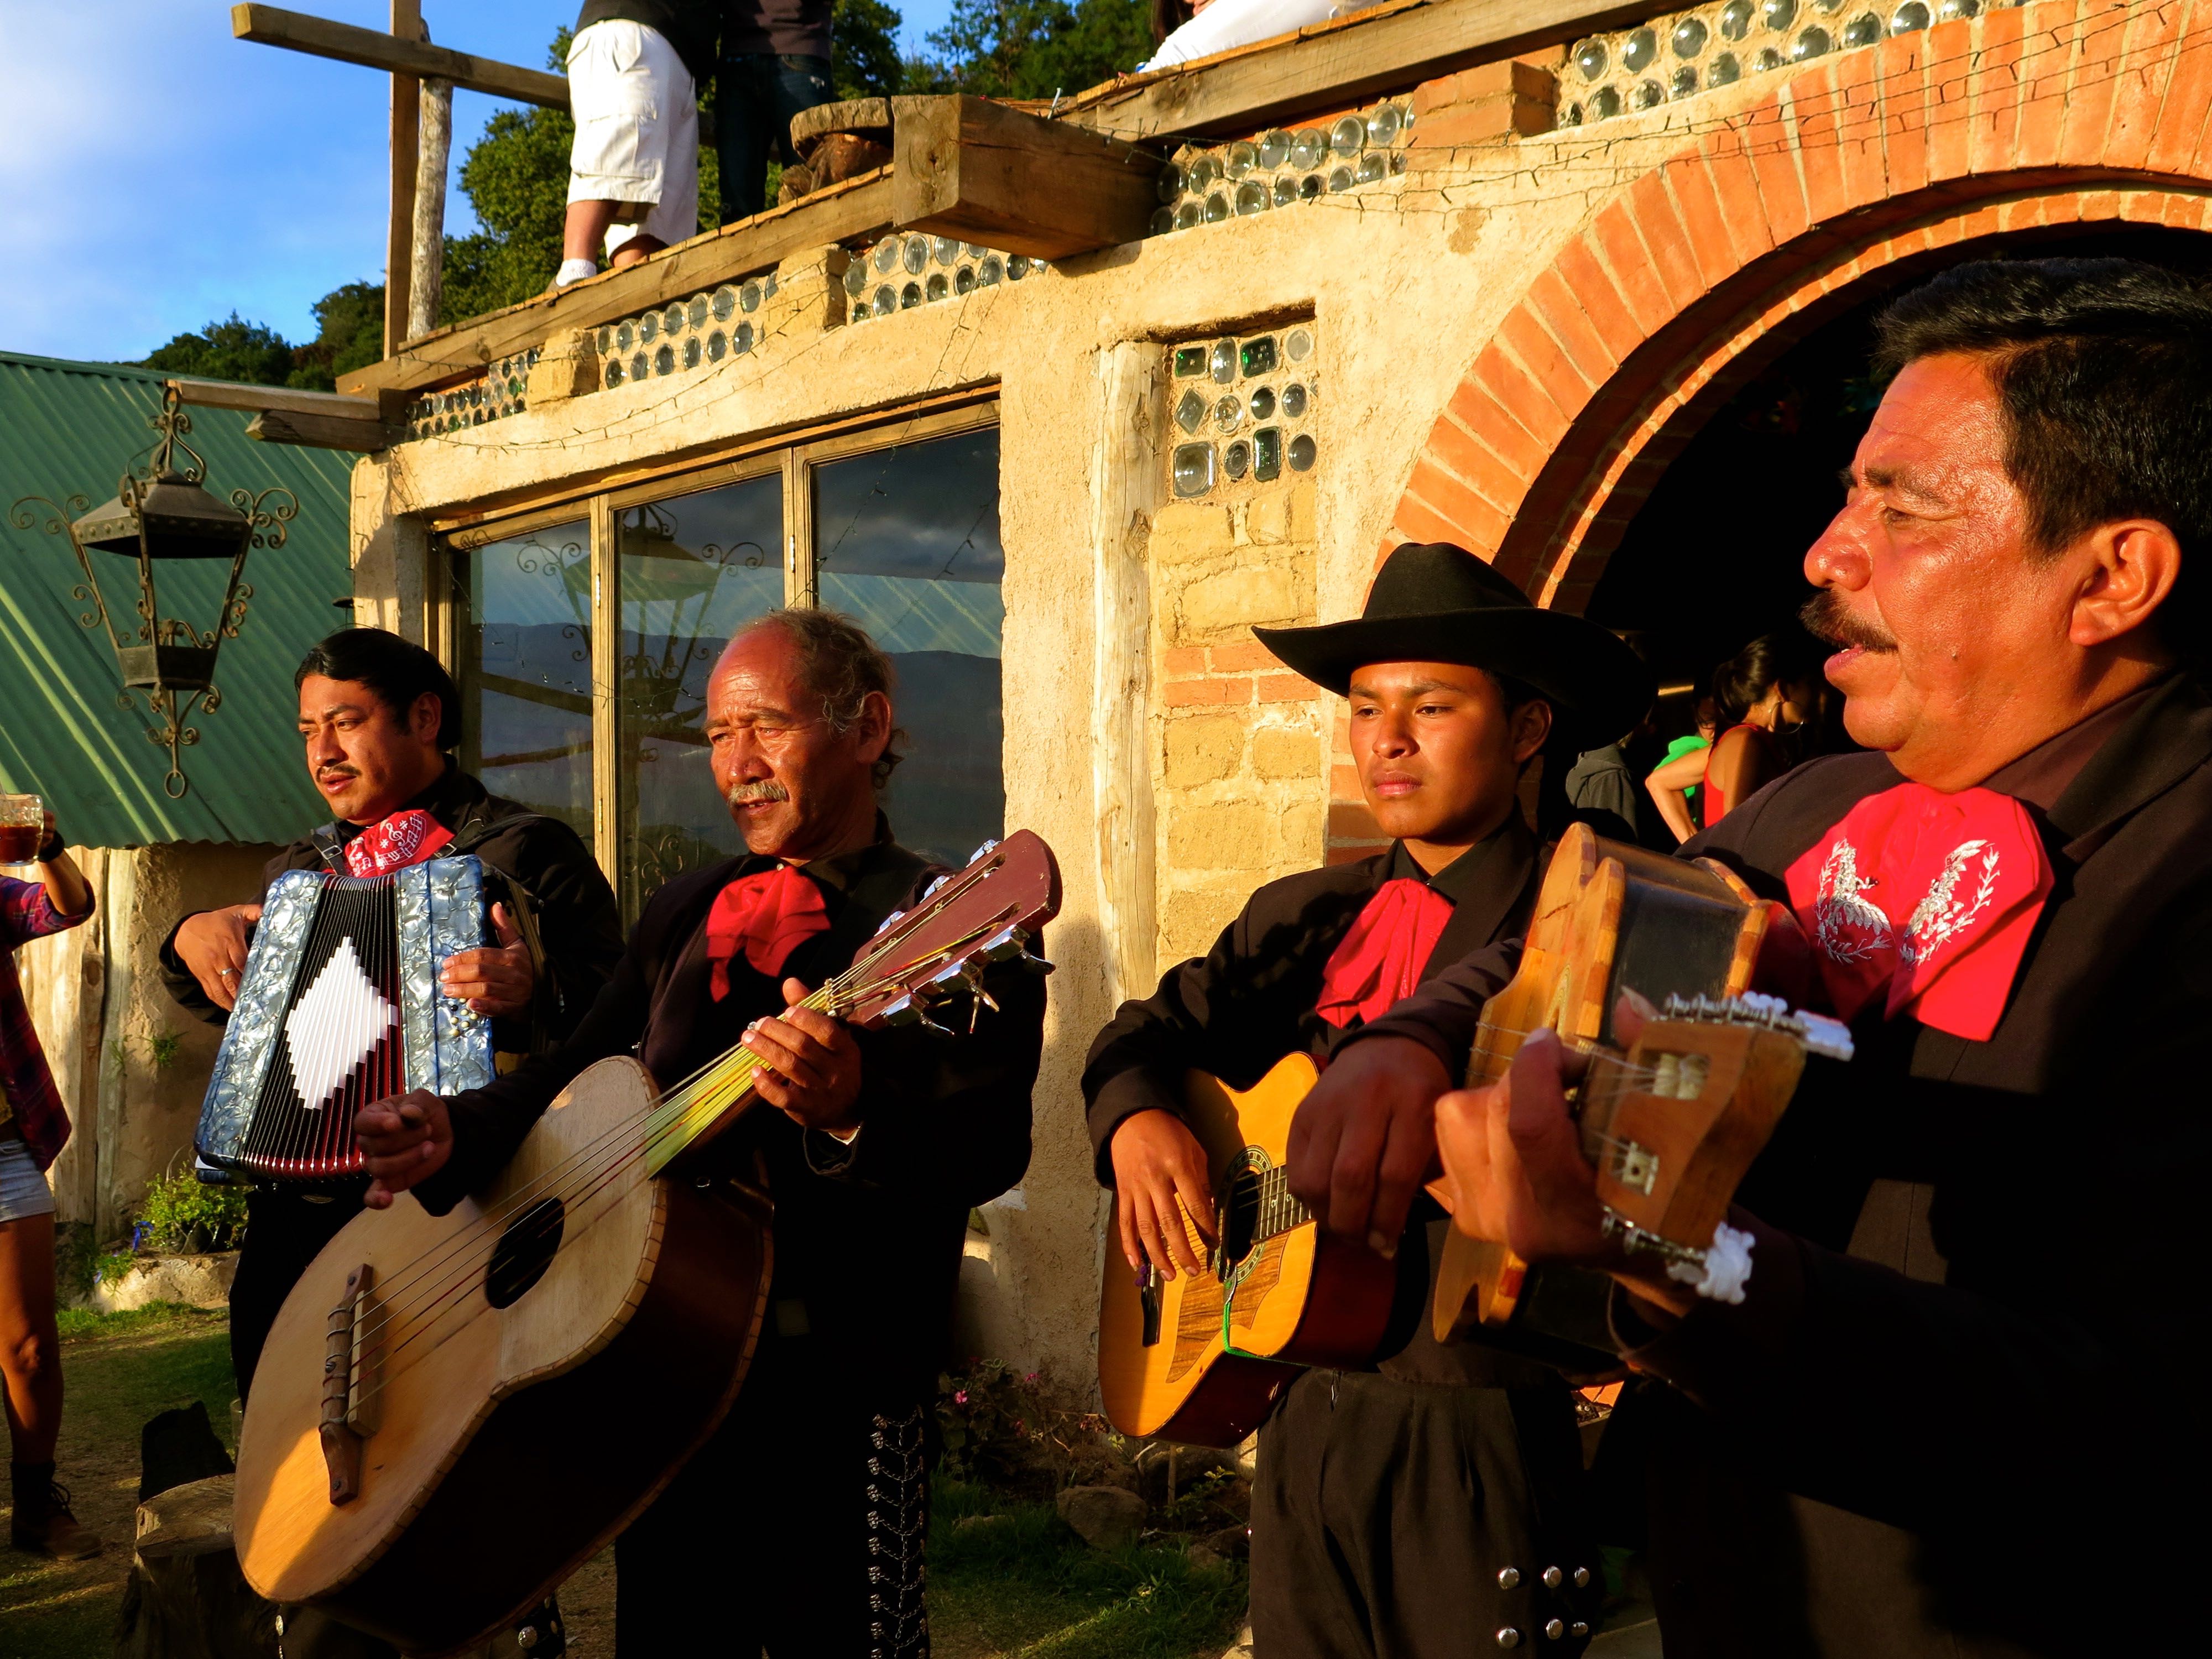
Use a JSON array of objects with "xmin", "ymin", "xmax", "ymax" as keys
[
  {"xmin": 1547, "ymin": 238, "xmax": 1648, "ymax": 366},
  {"xmin": 1792, "ymin": 64, "xmax": 1854, "ymax": 229},
  {"xmin": 1828, "ymin": 49, "xmax": 1888, "ymax": 216},
  {"xmin": 1879, "ymin": 34, "xmax": 1934, "ymax": 197},
  {"xmin": 1472, "ymin": 348, "xmax": 1571, "ymax": 451},
  {"xmin": 1621, "ymin": 173, "xmax": 1708, "ymax": 314},
  {"xmin": 1163, "ymin": 645, "xmax": 1209, "ymax": 675},
  {"xmin": 1743, "ymin": 100, "xmax": 1810, "ymax": 249},
  {"xmin": 2100, "ymin": 2, "xmax": 2187, "ymax": 172},
  {"xmin": 1404, "ymin": 456, "xmax": 1513, "ymax": 552},
  {"xmin": 1391, "ymin": 494, "xmax": 1474, "ymax": 552},
  {"xmin": 1524, "ymin": 267, "xmax": 1621, "ymax": 395},
  {"xmin": 1444, "ymin": 383, "xmax": 1551, "ymax": 481},
  {"xmin": 1163, "ymin": 676, "xmax": 1250, "ymax": 707},
  {"xmin": 1413, "ymin": 61, "xmax": 1522, "ymax": 116},
  {"xmin": 1331, "ymin": 763, "xmax": 1362, "ymax": 797},
  {"xmin": 1208, "ymin": 640, "xmax": 1279, "ymax": 672},
  {"xmin": 1327, "ymin": 802, "xmax": 1383, "ymax": 839},
  {"xmin": 1497, "ymin": 298, "xmax": 1601, "ymax": 421},
  {"xmin": 1922, "ymin": 22, "xmax": 1979, "ymax": 183},
  {"xmin": 1588, "ymin": 204, "xmax": 1677, "ymax": 337},
  {"xmin": 1422, "ymin": 413, "xmax": 1534, "ymax": 517},
  {"xmin": 1407, "ymin": 100, "xmax": 1521, "ymax": 151},
  {"xmin": 1256, "ymin": 674, "xmax": 1318, "ymax": 704},
  {"xmin": 1662, "ymin": 153, "xmax": 1740, "ymax": 291},
  {"xmin": 2145, "ymin": 13, "xmax": 2212, "ymax": 174}
]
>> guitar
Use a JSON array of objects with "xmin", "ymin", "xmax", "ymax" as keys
[
  {"xmin": 1097, "ymin": 1053, "xmax": 1398, "ymax": 1448},
  {"xmin": 1427, "ymin": 824, "xmax": 1824, "ymax": 1358},
  {"xmin": 231, "ymin": 832, "xmax": 1061, "ymax": 1656}
]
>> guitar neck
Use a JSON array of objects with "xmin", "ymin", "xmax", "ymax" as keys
[{"xmin": 642, "ymin": 984, "xmax": 842, "ymax": 1176}]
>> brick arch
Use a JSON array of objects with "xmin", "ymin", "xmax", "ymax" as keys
[{"xmin": 1388, "ymin": 0, "xmax": 2212, "ymax": 615}]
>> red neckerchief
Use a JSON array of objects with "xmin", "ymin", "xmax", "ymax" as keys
[
  {"xmin": 1316, "ymin": 878, "xmax": 1455, "ymax": 1030},
  {"xmin": 1783, "ymin": 782, "xmax": 2053, "ymax": 1041},
  {"xmin": 344, "ymin": 808, "xmax": 454, "ymax": 877},
  {"xmin": 706, "ymin": 864, "xmax": 832, "ymax": 1000}
]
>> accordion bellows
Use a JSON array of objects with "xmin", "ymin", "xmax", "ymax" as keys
[{"xmin": 196, "ymin": 857, "xmax": 498, "ymax": 1181}]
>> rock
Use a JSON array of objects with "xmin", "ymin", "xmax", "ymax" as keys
[
  {"xmin": 1056, "ymin": 1484, "xmax": 1146, "ymax": 1551},
  {"xmin": 1187, "ymin": 1543, "xmax": 1225, "ymax": 1571},
  {"xmin": 791, "ymin": 97, "xmax": 892, "ymax": 159},
  {"xmin": 951, "ymin": 1513, "xmax": 999, "ymax": 1533},
  {"xmin": 85, "ymin": 1251, "xmax": 238, "ymax": 1314},
  {"xmin": 1206, "ymin": 1521, "xmax": 1251, "ymax": 1560}
]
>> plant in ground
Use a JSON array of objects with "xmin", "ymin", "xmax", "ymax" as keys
[{"xmin": 133, "ymin": 1169, "xmax": 248, "ymax": 1255}]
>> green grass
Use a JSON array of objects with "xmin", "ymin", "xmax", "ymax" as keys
[
  {"xmin": 1, "ymin": 1303, "xmax": 234, "ymax": 1659},
  {"xmin": 930, "ymin": 1479, "xmax": 1246, "ymax": 1659}
]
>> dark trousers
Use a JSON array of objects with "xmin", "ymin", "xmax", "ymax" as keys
[
  {"xmin": 1249, "ymin": 1370, "xmax": 1601, "ymax": 1659},
  {"xmin": 716, "ymin": 53, "xmax": 833, "ymax": 221},
  {"xmin": 614, "ymin": 1337, "xmax": 933, "ymax": 1657},
  {"xmin": 230, "ymin": 1186, "xmax": 363, "ymax": 1404}
]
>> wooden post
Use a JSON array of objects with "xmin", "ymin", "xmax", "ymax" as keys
[
  {"xmin": 409, "ymin": 77, "xmax": 451, "ymax": 342},
  {"xmin": 383, "ymin": 0, "xmax": 424, "ymax": 356}
]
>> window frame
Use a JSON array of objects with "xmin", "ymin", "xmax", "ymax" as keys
[{"xmin": 434, "ymin": 399, "xmax": 1002, "ymax": 898}]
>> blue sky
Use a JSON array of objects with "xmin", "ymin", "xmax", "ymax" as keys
[{"xmin": 0, "ymin": 1, "xmax": 956, "ymax": 363}]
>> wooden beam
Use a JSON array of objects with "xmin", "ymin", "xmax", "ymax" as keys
[
  {"xmin": 168, "ymin": 379, "xmax": 383, "ymax": 421},
  {"xmin": 385, "ymin": 1, "xmax": 423, "ymax": 354},
  {"xmin": 409, "ymin": 76, "xmax": 453, "ymax": 341},
  {"xmin": 229, "ymin": 4, "xmax": 569, "ymax": 109},
  {"xmin": 891, "ymin": 97, "xmax": 1162, "ymax": 261},
  {"xmin": 338, "ymin": 170, "xmax": 898, "ymax": 400},
  {"xmin": 1064, "ymin": 0, "xmax": 1654, "ymax": 140},
  {"xmin": 247, "ymin": 409, "xmax": 393, "ymax": 452}
]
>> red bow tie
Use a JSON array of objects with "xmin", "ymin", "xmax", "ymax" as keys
[
  {"xmin": 1784, "ymin": 782, "xmax": 2053, "ymax": 1041},
  {"xmin": 1316, "ymin": 878, "xmax": 1455, "ymax": 1030},
  {"xmin": 706, "ymin": 864, "xmax": 832, "ymax": 1000},
  {"xmin": 345, "ymin": 809, "xmax": 453, "ymax": 877}
]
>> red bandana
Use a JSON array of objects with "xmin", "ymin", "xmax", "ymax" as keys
[
  {"xmin": 706, "ymin": 865, "xmax": 832, "ymax": 1000},
  {"xmin": 1784, "ymin": 783, "xmax": 2053, "ymax": 1042},
  {"xmin": 1316, "ymin": 878, "xmax": 1455, "ymax": 1030},
  {"xmin": 345, "ymin": 808, "xmax": 454, "ymax": 877}
]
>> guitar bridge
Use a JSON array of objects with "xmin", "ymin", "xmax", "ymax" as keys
[
  {"xmin": 318, "ymin": 1262, "xmax": 381, "ymax": 1505},
  {"xmin": 1136, "ymin": 1264, "xmax": 1162, "ymax": 1348}
]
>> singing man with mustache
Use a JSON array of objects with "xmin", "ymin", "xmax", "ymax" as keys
[
  {"xmin": 1291, "ymin": 258, "xmax": 2212, "ymax": 1656},
  {"xmin": 354, "ymin": 609, "xmax": 1044, "ymax": 1659}
]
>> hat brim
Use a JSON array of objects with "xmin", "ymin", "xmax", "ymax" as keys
[{"xmin": 1253, "ymin": 610, "xmax": 1655, "ymax": 745}]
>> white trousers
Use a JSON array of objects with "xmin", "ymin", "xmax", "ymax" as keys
[{"xmin": 566, "ymin": 19, "xmax": 700, "ymax": 255}]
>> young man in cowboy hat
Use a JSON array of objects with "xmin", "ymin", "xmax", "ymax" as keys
[{"xmin": 1084, "ymin": 542, "xmax": 1652, "ymax": 1657}]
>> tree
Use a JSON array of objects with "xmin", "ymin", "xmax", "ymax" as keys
[
  {"xmin": 834, "ymin": 0, "xmax": 908, "ymax": 99},
  {"xmin": 285, "ymin": 282, "xmax": 384, "ymax": 391},
  {"xmin": 909, "ymin": 0, "xmax": 1151, "ymax": 100},
  {"xmin": 139, "ymin": 315, "xmax": 295, "ymax": 386}
]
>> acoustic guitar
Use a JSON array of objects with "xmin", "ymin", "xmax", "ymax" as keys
[
  {"xmin": 1426, "ymin": 823, "xmax": 1825, "ymax": 1358},
  {"xmin": 231, "ymin": 833, "xmax": 1061, "ymax": 1656},
  {"xmin": 1097, "ymin": 1053, "xmax": 1399, "ymax": 1448}
]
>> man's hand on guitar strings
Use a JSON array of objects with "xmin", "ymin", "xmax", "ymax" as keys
[
  {"xmin": 1285, "ymin": 1036, "xmax": 1451, "ymax": 1259},
  {"xmin": 1434, "ymin": 997, "xmax": 1696, "ymax": 1316},
  {"xmin": 1109, "ymin": 1109, "xmax": 1217, "ymax": 1279},
  {"xmin": 439, "ymin": 902, "xmax": 535, "ymax": 1016},
  {"xmin": 354, "ymin": 1090, "xmax": 456, "ymax": 1209},
  {"xmin": 742, "ymin": 979, "xmax": 865, "ymax": 1138}
]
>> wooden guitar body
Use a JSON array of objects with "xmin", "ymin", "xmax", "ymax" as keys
[
  {"xmin": 1098, "ymin": 1053, "xmax": 1396, "ymax": 1448},
  {"xmin": 1428, "ymin": 824, "xmax": 1771, "ymax": 1358},
  {"xmin": 233, "ymin": 1057, "xmax": 771, "ymax": 1655}
]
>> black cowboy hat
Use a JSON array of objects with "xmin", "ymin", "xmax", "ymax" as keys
[{"xmin": 1254, "ymin": 542, "xmax": 1654, "ymax": 745}]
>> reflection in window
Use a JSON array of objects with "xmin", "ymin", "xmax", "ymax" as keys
[
  {"xmin": 452, "ymin": 522, "xmax": 593, "ymax": 843},
  {"xmin": 617, "ymin": 477, "xmax": 785, "ymax": 918},
  {"xmin": 813, "ymin": 427, "xmax": 1005, "ymax": 869}
]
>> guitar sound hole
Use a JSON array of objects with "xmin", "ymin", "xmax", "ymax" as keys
[
  {"xmin": 484, "ymin": 1197, "xmax": 566, "ymax": 1308},
  {"xmin": 1218, "ymin": 1170, "xmax": 1263, "ymax": 1274}
]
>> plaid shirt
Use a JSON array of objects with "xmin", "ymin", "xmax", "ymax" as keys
[{"xmin": 1, "ymin": 874, "xmax": 93, "ymax": 1171}]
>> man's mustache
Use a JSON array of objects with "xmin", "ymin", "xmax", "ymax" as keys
[
  {"xmin": 727, "ymin": 778, "xmax": 791, "ymax": 806},
  {"xmin": 1799, "ymin": 591, "xmax": 1899, "ymax": 655},
  {"xmin": 317, "ymin": 765, "xmax": 359, "ymax": 784}
]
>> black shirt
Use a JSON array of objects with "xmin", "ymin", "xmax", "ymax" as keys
[
  {"xmin": 575, "ymin": 2, "xmax": 722, "ymax": 83},
  {"xmin": 1082, "ymin": 813, "xmax": 1546, "ymax": 1386}
]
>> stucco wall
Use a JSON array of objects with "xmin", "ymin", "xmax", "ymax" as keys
[{"xmin": 20, "ymin": 842, "xmax": 279, "ymax": 1240}]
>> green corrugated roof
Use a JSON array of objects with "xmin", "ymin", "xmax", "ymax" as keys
[{"xmin": 0, "ymin": 351, "xmax": 354, "ymax": 846}]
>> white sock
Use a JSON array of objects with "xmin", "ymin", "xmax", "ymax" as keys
[{"xmin": 555, "ymin": 258, "xmax": 598, "ymax": 288}]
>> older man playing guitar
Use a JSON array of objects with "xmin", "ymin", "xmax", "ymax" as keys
[
  {"xmin": 1298, "ymin": 257, "xmax": 2212, "ymax": 1656},
  {"xmin": 1087, "ymin": 544, "xmax": 1652, "ymax": 1656},
  {"xmin": 355, "ymin": 608, "xmax": 1044, "ymax": 1659}
]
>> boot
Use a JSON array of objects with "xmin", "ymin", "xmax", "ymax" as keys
[{"xmin": 10, "ymin": 1461, "xmax": 103, "ymax": 1559}]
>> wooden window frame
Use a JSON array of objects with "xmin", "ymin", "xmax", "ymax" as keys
[{"xmin": 433, "ymin": 399, "xmax": 1001, "ymax": 898}]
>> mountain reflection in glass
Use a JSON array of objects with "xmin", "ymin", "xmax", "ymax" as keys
[{"xmin": 813, "ymin": 428, "xmax": 1007, "ymax": 870}]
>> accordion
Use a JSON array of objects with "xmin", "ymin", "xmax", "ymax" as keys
[{"xmin": 195, "ymin": 857, "xmax": 498, "ymax": 1182}]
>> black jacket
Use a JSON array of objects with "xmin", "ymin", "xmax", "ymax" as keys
[
  {"xmin": 1347, "ymin": 674, "xmax": 2212, "ymax": 1655},
  {"xmin": 1082, "ymin": 815, "xmax": 1546, "ymax": 1387},
  {"xmin": 416, "ymin": 822, "xmax": 1043, "ymax": 1404},
  {"xmin": 161, "ymin": 766, "xmax": 624, "ymax": 1057}
]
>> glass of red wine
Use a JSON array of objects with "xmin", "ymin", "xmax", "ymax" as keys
[{"xmin": 0, "ymin": 795, "xmax": 44, "ymax": 864}]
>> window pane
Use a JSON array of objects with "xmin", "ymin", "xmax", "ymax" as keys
[
  {"xmin": 618, "ymin": 476, "xmax": 785, "ymax": 916},
  {"xmin": 813, "ymin": 427, "xmax": 1004, "ymax": 869},
  {"xmin": 451, "ymin": 521, "xmax": 593, "ymax": 844}
]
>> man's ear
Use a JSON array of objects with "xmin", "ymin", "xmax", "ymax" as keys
[
  {"xmin": 853, "ymin": 690, "xmax": 893, "ymax": 764},
  {"xmin": 1511, "ymin": 698, "xmax": 1554, "ymax": 764},
  {"xmin": 409, "ymin": 690, "xmax": 444, "ymax": 746},
  {"xmin": 2070, "ymin": 518, "xmax": 2183, "ymax": 653}
]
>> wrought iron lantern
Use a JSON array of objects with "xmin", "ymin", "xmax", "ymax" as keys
[{"xmin": 11, "ymin": 384, "xmax": 295, "ymax": 798}]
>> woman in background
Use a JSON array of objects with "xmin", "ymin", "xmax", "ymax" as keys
[
  {"xmin": 1647, "ymin": 639, "xmax": 1814, "ymax": 839},
  {"xmin": 0, "ymin": 808, "xmax": 99, "ymax": 1559},
  {"xmin": 1645, "ymin": 695, "xmax": 1718, "ymax": 843}
]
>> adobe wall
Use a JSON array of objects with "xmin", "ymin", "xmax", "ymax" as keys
[{"xmin": 347, "ymin": 0, "xmax": 2208, "ymax": 1391}]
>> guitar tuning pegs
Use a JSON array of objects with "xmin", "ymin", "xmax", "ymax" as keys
[
  {"xmin": 967, "ymin": 838, "xmax": 1001, "ymax": 864},
  {"xmin": 1019, "ymin": 948, "xmax": 1055, "ymax": 975}
]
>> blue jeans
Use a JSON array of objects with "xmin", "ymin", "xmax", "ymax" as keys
[{"xmin": 717, "ymin": 54, "xmax": 833, "ymax": 222}]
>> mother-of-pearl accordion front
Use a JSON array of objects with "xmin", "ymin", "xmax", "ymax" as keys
[{"xmin": 195, "ymin": 857, "xmax": 498, "ymax": 1182}]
